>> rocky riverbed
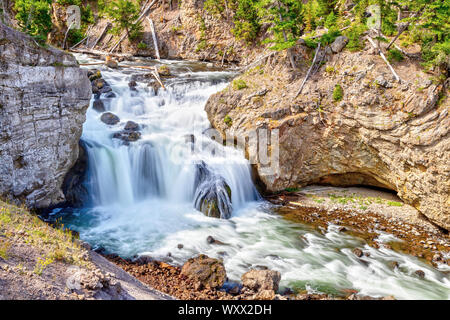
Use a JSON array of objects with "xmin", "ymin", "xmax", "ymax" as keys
[{"xmin": 103, "ymin": 185, "xmax": 448, "ymax": 300}]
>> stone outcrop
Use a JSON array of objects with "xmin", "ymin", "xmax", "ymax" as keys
[
  {"xmin": 241, "ymin": 269, "xmax": 281, "ymax": 292},
  {"xmin": 180, "ymin": 254, "xmax": 226, "ymax": 290},
  {"xmin": 0, "ymin": 23, "xmax": 91, "ymax": 208},
  {"xmin": 205, "ymin": 39, "xmax": 450, "ymax": 230}
]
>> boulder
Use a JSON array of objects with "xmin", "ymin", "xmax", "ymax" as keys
[
  {"xmin": 193, "ymin": 161, "xmax": 232, "ymax": 219},
  {"xmin": 100, "ymin": 112, "xmax": 120, "ymax": 125},
  {"xmin": 331, "ymin": 36, "xmax": 349, "ymax": 53},
  {"xmin": 88, "ymin": 69, "xmax": 102, "ymax": 81},
  {"xmin": 93, "ymin": 100, "xmax": 106, "ymax": 113},
  {"xmin": 112, "ymin": 131, "xmax": 141, "ymax": 143},
  {"xmin": 180, "ymin": 254, "xmax": 226, "ymax": 290},
  {"xmin": 241, "ymin": 269, "xmax": 281, "ymax": 292},
  {"xmin": 158, "ymin": 65, "xmax": 171, "ymax": 76},
  {"xmin": 251, "ymin": 289, "xmax": 276, "ymax": 300},
  {"xmin": 124, "ymin": 121, "xmax": 139, "ymax": 131},
  {"xmin": 106, "ymin": 58, "xmax": 118, "ymax": 69}
]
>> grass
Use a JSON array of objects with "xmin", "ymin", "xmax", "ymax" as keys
[
  {"xmin": 387, "ymin": 201, "xmax": 403, "ymax": 207},
  {"xmin": 0, "ymin": 199, "xmax": 90, "ymax": 274},
  {"xmin": 333, "ymin": 84, "xmax": 343, "ymax": 101},
  {"xmin": 232, "ymin": 79, "xmax": 247, "ymax": 90}
]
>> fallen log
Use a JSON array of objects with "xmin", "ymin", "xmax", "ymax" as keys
[
  {"xmin": 366, "ymin": 36, "xmax": 401, "ymax": 82},
  {"xmin": 294, "ymin": 42, "xmax": 321, "ymax": 98},
  {"xmin": 91, "ymin": 22, "xmax": 111, "ymax": 50}
]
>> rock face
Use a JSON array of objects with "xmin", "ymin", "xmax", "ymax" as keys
[
  {"xmin": 0, "ymin": 23, "xmax": 91, "ymax": 208},
  {"xmin": 205, "ymin": 41, "xmax": 450, "ymax": 230},
  {"xmin": 180, "ymin": 254, "xmax": 226, "ymax": 289}
]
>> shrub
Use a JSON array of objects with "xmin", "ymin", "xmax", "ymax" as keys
[
  {"xmin": 333, "ymin": 84, "xmax": 343, "ymax": 101},
  {"xmin": 387, "ymin": 48, "xmax": 404, "ymax": 63},
  {"xmin": 137, "ymin": 41, "xmax": 148, "ymax": 50},
  {"xmin": 344, "ymin": 23, "xmax": 367, "ymax": 52},
  {"xmin": 232, "ymin": 79, "xmax": 247, "ymax": 90},
  {"xmin": 224, "ymin": 115, "xmax": 233, "ymax": 126}
]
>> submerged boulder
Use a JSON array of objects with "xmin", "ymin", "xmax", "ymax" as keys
[
  {"xmin": 93, "ymin": 100, "xmax": 106, "ymax": 113},
  {"xmin": 180, "ymin": 254, "xmax": 226, "ymax": 290},
  {"xmin": 193, "ymin": 161, "xmax": 232, "ymax": 219},
  {"xmin": 112, "ymin": 121, "xmax": 142, "ymax": 144},
  {"xmin": 100, "ymin": 112, "xmax": 120, "ymax": 125}
]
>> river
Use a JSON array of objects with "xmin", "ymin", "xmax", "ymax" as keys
[{"xmin": 51, "ymin": 54, "xmax": 450, "ymax": 300}]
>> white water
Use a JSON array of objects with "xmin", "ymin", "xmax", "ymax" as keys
[{"xmin": 55, "ymin": 55, "xmax": 450, "ymax": 300}]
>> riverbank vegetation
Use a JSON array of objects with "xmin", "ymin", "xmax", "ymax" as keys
[{"xmin": 1, "ymin": 0, "xmax": 448, "ymax": 75}]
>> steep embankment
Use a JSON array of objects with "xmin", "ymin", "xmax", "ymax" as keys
[
  {"xmin": 205, "ymin": 37, "xmax": 450, "ymax": 230},
  {"xmin": 0, "ymin": 23, "xmax": 91, "ymax": 208},
  {"xmin": 0, "ymin": 200, "xmax": 172, "ymax": 300}
]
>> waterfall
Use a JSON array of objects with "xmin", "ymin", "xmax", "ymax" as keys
[
  {"xmin": 80, "ymin": 63, "xmax": 259, "ymax": 216},
  {"xmin": 54, "ymin": 55, "xmax": 450, "ymax": 300}
]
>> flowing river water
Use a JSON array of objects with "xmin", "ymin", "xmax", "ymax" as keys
[{"xmin": 52, "ymin": 54, "xmax": 450, "ymax": 300}]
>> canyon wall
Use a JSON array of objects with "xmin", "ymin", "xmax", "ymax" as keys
[
  {"xmin": 0, "ymin": 23, "xmax": 91, "ymax": 208},
  {"xmin": 205, "ymin": 39, "xmax": 450, "ymax": 230}
]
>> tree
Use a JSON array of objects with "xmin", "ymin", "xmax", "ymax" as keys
[
  {"xmin": 106, "ymin": 0, "xmax": 142, "ymax": 40},
  {"xmin": 232, "ymin": 0, "xmax": 261, "ymax": 43},
  {"xmin": 259, "ymin": 0, "xmax": 303, "ymax": 69},
  {"xmin": 14, "ymin": 0, "xmax": 52, "ymax": 43}
]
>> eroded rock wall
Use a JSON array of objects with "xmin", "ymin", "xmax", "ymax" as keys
[
  {"xmin": 205, "ymin": 40, "xmax": 450, "ymax": 230},
  {"xmin": 0, "ymin": 23, "xmax": 91, "ymax": 208}
]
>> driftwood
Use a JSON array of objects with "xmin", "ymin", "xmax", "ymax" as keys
[
  {"xmin": 91, "ymin": 22, "xmax": 111, "ymax": 50},
  {"xmin": 294, "ymin": 42, "xmax": 321, "ymax": 98},
  {"xmin": 78, "ymin": 60, "xmax": 166, "ymax": 89},
  {"xmin": 126, "ymin": 65, "xmax": 165, "ymax": 89},
  {"xmin": 366, "ymin": 36, "xmax": 401, "ymax": 82},
  {"xmin": 241, "ymin": 51, "xmax": 277, "ymax": 72},
  {"xmin": 146, "ymin": 17, "xmax": 160, "ymax": 60},
  {"xmin": 110, "ymin": 0, "xmax": 158, "ymax": 53}
]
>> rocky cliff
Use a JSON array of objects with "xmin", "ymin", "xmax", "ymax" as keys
[
  {"xmin": 0, "ymin": 23, "xmax": 91, "ymax": 208},
  {"xmin": 205, "ymin": 38, "xmax": 450, "ymax": 230}
]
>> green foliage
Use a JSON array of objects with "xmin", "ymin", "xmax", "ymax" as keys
[
  {"xmin": 232, "ymin": 78, "xmax": 247, "ymax": 90},
  {"xmin": 137, "ymin": 41, "xmax": 148, "ymax": 49},
  {"xmin": 320, "ymin": 27, "xmax": 341, "ymax": 46},
  {"xmin": 333, "ymin": 84, "xmax": 343, "ymax": 101},
  {"xmin": 56, "ymin": 0, "xmax": 82, "ymax": 5},
  {"xmin": 232, "ymin": 0, "xmax": 261, "ymax": 43},
  {"xmin": 262, "ymin": 0, "xmax": 304, "ymax": 51},
  {"xmin": 14, "ymin": 0, "xmax": 52, "ymax": 43},
  {"xmin": 344, "ymin": 23, "xmax": 367, "ymax": 52},
  {"xmin": 387, "ymin": 48, "xmax": 404, "ymax": 63},
  {"xmin": 204, "ymin": 0, "xmax": 237, "ymax": 17},
  {"xmin": 224, "ymin": 115, "xmax": 233, "ymax": 126},
  {"xmin": 324, "ymin": 11, "xmax": 337, "ymax": 29},
  {"xmin": 105, "ymin": 0, "xmax": 143, "ymax": 40}
]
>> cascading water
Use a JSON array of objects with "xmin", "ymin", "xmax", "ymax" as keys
[{"xmin": 53, "ymin": 54, "xmax": 450, "ymax": 300}]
